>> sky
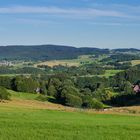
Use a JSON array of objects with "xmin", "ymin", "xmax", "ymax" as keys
[{"xmin": 0, "ymin": 0, "xmax": 140, "ymax": 49}]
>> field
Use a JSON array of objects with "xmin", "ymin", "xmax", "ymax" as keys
[
  {"xmin": 0, "ymin": 91, "xmax": 140, "ymax": 140},
  {"xmin": 100, "ymin": 70, "xmax": 123, "ymax": 77},
  {"xmin": 82, "ymin": 70, "xmax": 123, "ymax": 78},
  {"xmin": 35, "ymin": 55, "xmax": 95, "ymax": 67},
  {"xmin": 131, "ymin": 60, "xmax": 140, "ymax": 66}
]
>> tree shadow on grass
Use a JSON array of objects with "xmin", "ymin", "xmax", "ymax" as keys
[{"xmin": 105, "ymin": 94, "xmax": 140, "ymax": 107}]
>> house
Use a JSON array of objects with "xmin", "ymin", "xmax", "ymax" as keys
[
  {"xmin": 35, "ymin": 87, "xmax": 43, "ymax": 94},
  {"xmin": 133, "ymin": 85, "xmax": 140, "ymax": 94},
  {"xmin": 0, "ymin": 61, "xmax": 13, "ymax": 66}
]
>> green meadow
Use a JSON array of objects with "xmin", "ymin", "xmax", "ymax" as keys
[{"xmin": 0, "ymin": 103, "xmax": 140, "ymax": 140}]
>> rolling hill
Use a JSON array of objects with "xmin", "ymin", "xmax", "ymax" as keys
[{"xmin": 0, "ymin": 45, "xmax": 109, "ymax": 61}]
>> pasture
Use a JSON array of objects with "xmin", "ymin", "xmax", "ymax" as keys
[
  {"xmin": 0, "ymin": 105, "xmax": 140, "ymax": 140},
  {"xmin": 101, "ymin": 70, "xmax": 123, "ymax": 77},
  {"xmin": 35, "ymin": 55, "xmax": 95, "ymax": 67},
  {"xmin": 0, "ymin": 91, "xmax": 140, "ymax": 140}
]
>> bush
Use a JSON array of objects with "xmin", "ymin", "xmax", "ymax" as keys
[
  {"xmin": 83, "ymin": 98, "xmax": 104, "ymax": 109},
  {"xmin": 0, "ymin": 87, "xmax": 11, "ymax": 101},
  {"xmin": 93, "ymin": 88, "xmax": 113, "ymax": 101},
  {"xmin": 47, "ymin": 85, "xmax": 57, "ymax": 97},
  {"xmin": 56, "ymin": 85, "xmax": 82, "ymax": 107},
  {"xmin": 65, "ymin": 94, "xmax": 82, "ymax": 107},
  {"xmin": 0, "ymin": 76, "xmax": 13, "ymax": 89}
]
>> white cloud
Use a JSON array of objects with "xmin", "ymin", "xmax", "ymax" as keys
[{"xmin": 0, "ymin": 6, "xmax": 127, "ymax": 18}]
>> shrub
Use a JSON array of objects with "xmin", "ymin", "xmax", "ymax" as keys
[
  {"xmin": 93, "ymin": 88, "xmax": 113, "ymax": 101},
  {"xmin": 83, "ymin": 98, "xmax": 104, "ymax": 109},
  {"xmin": 47, "ymin": 85, "xmax": 57, "ymax": 97},
  {"xmin": 0, "ymin": 76, "xmax": 13, "ymax": 89},
  {"xmin": 0, "ymin": 87, "xmax": 11, "ymax": 101},
  {"xmin": 65, "ymin": 94, "xmax": 82, "ymax": 107},
  {"xmin": 57, "ymin": 85, "xmax": 81, "ymax": 105}
]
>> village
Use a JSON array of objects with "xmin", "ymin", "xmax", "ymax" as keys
[{"xmin": 0, "ymin": 61, "xmax": 14, "ymax": 66}]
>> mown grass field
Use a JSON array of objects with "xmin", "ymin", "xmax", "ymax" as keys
[
  {"xmin": 0, "ymin": 105, "xmax": 140, "ymax": 140},
  {"xmin": 0, "ymin": 91, "xmax": 140, "ymax": 140}
]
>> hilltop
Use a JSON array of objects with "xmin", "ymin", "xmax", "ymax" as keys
[{"xmin": 0, "ymin": 45, "xmax": 109, "ymax": 61}]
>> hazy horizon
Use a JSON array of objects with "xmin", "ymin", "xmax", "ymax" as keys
[
  {"xmin": 0, "ymin": 43, "xmax": 139, "ymax": 50},
  {"xmin": 0, "ymin": 0, "xmax": 140, "ymax": 49}
]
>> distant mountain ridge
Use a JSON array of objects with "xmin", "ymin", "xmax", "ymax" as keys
[
  {"xmin": 112, "ymin": 48, "xmax": 140, "ymax": 53},
  {"xmin": 0, "ymin": 45, "xmax": 139, "ymax": 61},
  {"xmin": 0, "ymin": 45, "xmax": 109, "ymax": 61}
]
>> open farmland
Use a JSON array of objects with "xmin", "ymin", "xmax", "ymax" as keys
[
  {"xmin": 0, "ymin": 91, "xmax": 140, "ymax": 140},
  {"xmin": 0, "ymin": 102, "xmax": 140, "ymax": 140},
  {"xmin": 35, "ymin": 55, "xmax": 95, "ymax": 67}
]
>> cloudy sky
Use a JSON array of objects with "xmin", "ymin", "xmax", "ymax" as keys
[{"xmin": 0, "ymin": 0, "xmax": 140, "ymax": 48}]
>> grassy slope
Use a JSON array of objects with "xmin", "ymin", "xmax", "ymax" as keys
[
  {"xmin": 0, "ymin": 106, "xmax": 140, "ymax": 140},
  {"xmin": 8, "ymin": 90, "xmax": 40, "ymax": 100},
  {"xmin": 0, "ymin": 91, "xmax": 140, "ymax": 140}
]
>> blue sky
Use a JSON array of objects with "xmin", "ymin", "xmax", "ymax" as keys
[{"xmin": 0, "ymin": 0, "xmax": 140, "ymax": 49}]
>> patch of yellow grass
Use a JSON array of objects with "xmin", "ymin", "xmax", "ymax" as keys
[
  {"xmin": 0, "ymin": 99, "xmax": 66, "ymax": 110},
  {"xmin": 131, "ymin": 60, "xmax": 140, "ymax": 66},
  {"xmin": 36, "ymin": 60, "xmax": 79, "ymax": 67},
  {"xmin": 0, "ymin": 99, "xmax": 140, "ymax": 115},
  {"xmin": 34, "ymin": 55, "xmax": 94, "ymax": 67}
]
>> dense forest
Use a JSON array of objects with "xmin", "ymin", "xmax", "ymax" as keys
[
  {"xmin": 0, "ymin": 45, "xmax": 140, "ymax": 61},
  {"xmin": 0, "ymin": 45, "xmax": 109, "ymax": 60}
]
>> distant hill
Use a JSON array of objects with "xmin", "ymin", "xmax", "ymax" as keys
[
  {"xmin": 0, "ymin": 45, "xmax": 109, "ymax": 61},
  {"xmin": 112, "ymin": 48, "xmax": 140, "ymax": 53},
  {"xmin": 0, "ymin": 45, "xmax": 139, "ymax": 61}
]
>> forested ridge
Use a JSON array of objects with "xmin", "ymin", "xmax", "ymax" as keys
[
  {"xmin": 0, "ymin": 45, "xmax": 109, "ymax": 60},
  {"xmin": 1, "ymin": 45, "xmax": 139, "ymax": 61}
]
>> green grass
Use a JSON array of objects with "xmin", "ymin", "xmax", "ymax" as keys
[
  {"xmin": 8, "ymin": 90, "xmax": 53, "ymax": 103},
  {"xmin": 0, "ymin": 74, "xmax": 17, "ymax": 77},
  {"xmin": 99, "ymin": 70, "xmax": 123, "ymax": 78},
  {"xmin": 8, "ymin": 90, "xmax": 40, "ymax": 100},
  {"xmin": 0, "ymin": 106, "xmax": 140, "ymax": 140},
  {"xmin": 0, "ymin": 74, "xmax": 30, "ymax": 77},
  {"xmin": 35, "ymin": 55, "xmax": 96, "ymax": 67},
  {"xmin": 82, "ymin": 70, "xmax": 123, "ymax": 78},
  {"xmin": 0, "ymin": 90, "xmax": 140, "ymax": 140}
]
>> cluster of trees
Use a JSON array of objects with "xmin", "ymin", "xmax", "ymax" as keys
[
  {"xmin": 0, "ymin": 45, "xmax": 109, "ymax": 61},
  {"xmin": 1, "ymin": 64, "xmax": 140, "ymax": 108},
  {"xmin": 105, "ymin": 62, "xmax": 132, "ymax": 70},
  {"xmin": 0, "ymin": 76, "xmax": 40, "ymax": 93},
  {"xmin": 38, "ymin": 64, "xmax": 105, "ymax": 76},
  {"xmin": 46, "ymin": 76, "xmax": 105, "ymax": 108},
  {"xmin": 0, "ymin": 63, "xmax": 105, "ymax": 76},
  {"xmin": 0, "ymin": 66, "xmax": 46, "ymax": 75},
  {"xmin": 0, "ymin": 75, "xmax": 106, "ymax": 108},
  {"xmin": 101, "ymin": 54, "xmax": 140, "ymax": 63}
]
